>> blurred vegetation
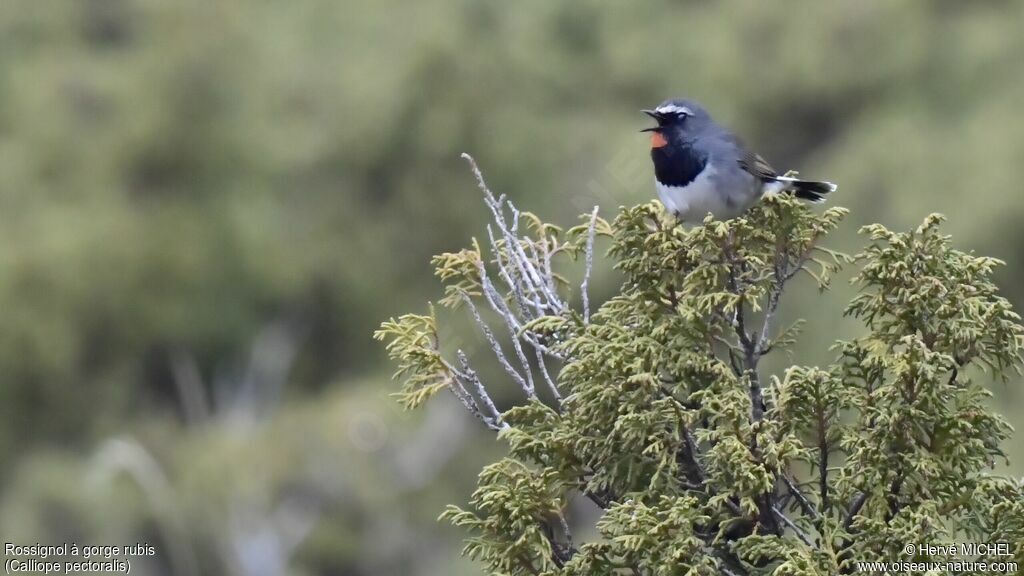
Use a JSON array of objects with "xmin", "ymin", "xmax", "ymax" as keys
[{"xmin": 1, "ymin": 1, "xmax": 1023, "ymax": 575}]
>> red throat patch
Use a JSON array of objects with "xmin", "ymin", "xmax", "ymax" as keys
[{"xmin": 650, "ymin": 132, "xmax": 668, "ymax": 149}]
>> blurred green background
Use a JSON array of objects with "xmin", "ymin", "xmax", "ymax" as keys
[{"xmin": 1, "ymin": 1, "xmax": 1022, "ymax": 574}]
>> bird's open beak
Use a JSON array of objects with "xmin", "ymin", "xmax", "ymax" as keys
[{"xmin": 640, "ymin": 109, "xmax": 662, "ymax": 132}]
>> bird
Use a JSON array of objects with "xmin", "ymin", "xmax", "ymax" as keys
[{"xmin": 642, "ymin": 98, "xmax": 836, "ymax": 221}]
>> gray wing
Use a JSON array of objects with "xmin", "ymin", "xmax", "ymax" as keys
[
  {"xmin": 738, "ymin": 150, "xmax": 779, "ymax": 182},
  {"xmin": 721, "ymin": 133, "xmax": 779, "ymax": 182}
]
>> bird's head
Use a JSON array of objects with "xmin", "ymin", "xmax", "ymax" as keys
[{"xmin": 641, "ymin": 99, "xmax": 708, "ymax": 149}]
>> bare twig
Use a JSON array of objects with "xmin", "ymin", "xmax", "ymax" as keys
[
  {"xmin": 720, "ymin": 237, "xmax": 755, "ymax": 353},
  {"xmin": 556, "ymin": 510, "xmax": 574, "ymax": 558},
  {"xmin": 772, "ymin": 506, "xmax": 814, "ymax": 547},
  {"xmin": 843, "ymin": 492, "xmax": 868, "ymax": 532},
  {"xmin": 480, "ymin": 232, "xmax": 566, "ymax": 363},
  {"xmin": 489, "ymin": 226, "xmax": 542, "ymax": 318},
  {"xmin": 440, "ymin": 356, "xmax": 504, "ymax": 431},
  {"xmin": 582, "ymin": 206, "xmax": 599, "ymax": 324},
  {"xmin": 782, "ymin": 474, "xmax": 821, "ymax": 522},
  {"xmin": 818, "ymin": 415, "xmax": 830, "ymax": 513},
  {"xmin": 535, "ymin": 347, "xmax": 562, "ymax": 403},
  {"xmin": 457, "ymin": 350, "xmax": 509, "ymax": 431},
  {"xmin": 537, "ymin": 235, "xmax": 560, "ymax": 298},
  {"xmin": 464, "ymin": 153, "xmax": 565, "ymax": 314},
  {"xmin": 437, "ymin": 352, "xmax": 483, "ymax": 410},
  {"xmin": 508, "ymin": 202, "xmax": 565, "ymax": 312},
  {"xmin": 756, "ymin": 236, "xmax": 788, "ymax": 356},
  {"xmin": 474, "ymin": 268, "xmax": 539, "ymax": 397},
  {"xmin": 756, "ymin": 284, "xmax": 783, "ymax": 357},
  {"xmin": 456, "ymin": 155, "xmax": 587, "ymax": 409},
  {"xmin": 461, "ymin": 291, "xmax": 533, "ymax": 398}
]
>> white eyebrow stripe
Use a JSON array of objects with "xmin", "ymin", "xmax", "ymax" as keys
[{"xmin": 655, "ymin": 104, "xmax": 692, "ymax": 115}]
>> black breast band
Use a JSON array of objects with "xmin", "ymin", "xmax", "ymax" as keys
[{"xmin": 651, "ymin": 143, "xmax": 707, "ymax": 187}]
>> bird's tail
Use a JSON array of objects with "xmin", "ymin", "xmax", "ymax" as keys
[{"xmin": 774, "ymin": 176, "xmax": 837, "ymax": 203}]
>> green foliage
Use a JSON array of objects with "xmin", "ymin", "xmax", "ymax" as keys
[
  {"xmin": 440, "ymin": 459, "xmax": 568, "ymax": 575},
  {"xmin": 377, "ymin": 309, "xmax": 452, "ymax": 410},
  {"xmin": 378, "ymin": 195, "xmax": 1024, "ymax": 575}
]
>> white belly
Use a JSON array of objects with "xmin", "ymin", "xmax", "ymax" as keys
[{"xmin": 655, "ymin": 164, "xmax": 730, "ymax": 221}]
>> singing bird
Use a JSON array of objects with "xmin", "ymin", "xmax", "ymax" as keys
[{"xmin": 643, "ymin": 99, "xmax": 836, "ymax": 221}]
